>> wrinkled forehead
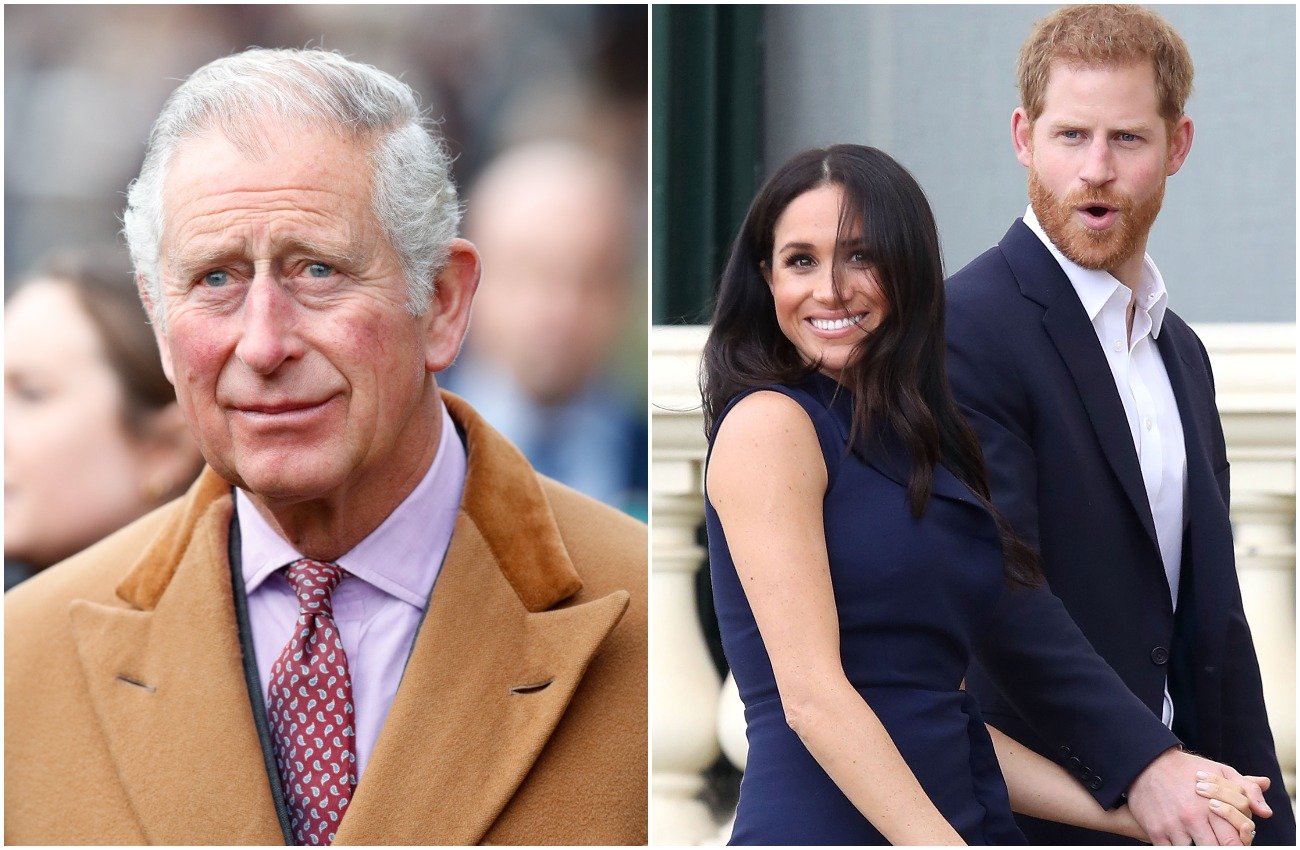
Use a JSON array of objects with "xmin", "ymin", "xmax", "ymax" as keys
[
  {"xmin": 157, "ymin": 124, "xmax": 379, "ymax": 266},
  {"xmin": 163, "ymin": 123, "xmax": 374, "ymax": 209}
]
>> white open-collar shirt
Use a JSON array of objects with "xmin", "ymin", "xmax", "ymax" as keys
[{"xmin": 1025, "ymin": 206, "xmax": 1187, "ymax": 728}]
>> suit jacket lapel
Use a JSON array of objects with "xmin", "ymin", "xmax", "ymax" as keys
[
  {"xmin": 68, "ymin": 470, "xmax": 285, "ymax": 845},
  {"xmin": 334, "ymin": 393, "xmax": 630, "ymax": 844},
  {"xmin": 1001, "ymin": 221, "xmax": 1160, "ymax": 553}
]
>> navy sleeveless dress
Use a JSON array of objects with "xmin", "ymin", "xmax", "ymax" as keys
[{"xmin": 707, "ymin": 373, "xmax": 1027, "ymax": 845}]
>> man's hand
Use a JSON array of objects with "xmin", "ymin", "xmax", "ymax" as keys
[{"xmin": 1127, "ymin": 748, "xmax": 1273, "ymax": 845}]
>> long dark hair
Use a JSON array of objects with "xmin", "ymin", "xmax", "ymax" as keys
[{"xmin": 701, "ymin": 145, "xmax": 1039, "ymax": 587}]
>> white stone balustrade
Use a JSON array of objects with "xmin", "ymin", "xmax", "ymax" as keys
[
  {"xmin": 650, "ymin": 323, "xmax": 1297, "ymax": 842},
  {"xmin": 650, "ymin": 325, "xmax": 722, "ymax": 845}
]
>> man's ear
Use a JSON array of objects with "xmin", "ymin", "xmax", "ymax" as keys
[
  {"xmin": 424, "ymin": 238, "xmax": 481, "ymax": 373},
  {"xmin": 1011, "ymin": 107, "xmax": 1035, "ymax": 169},
  {"xmin": 137, "ymin": 273, "xmax": 176, "ymax": 384},
  {"xmin": 1165, "ymin": 115, "xmax": 1194, "ymax": 177}
]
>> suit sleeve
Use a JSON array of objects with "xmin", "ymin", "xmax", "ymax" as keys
[{"xmin": 947, "ymin": 303, "xmax": 1180, "ymax": 808}]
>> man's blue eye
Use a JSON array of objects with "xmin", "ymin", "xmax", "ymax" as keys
[
  {"xmin": 203, "ymin": 270, "xmax": 229, "ymax": 287},
  {"xmin": 307, "ymin": 263, "xmax": 334, "ymax": 278}
]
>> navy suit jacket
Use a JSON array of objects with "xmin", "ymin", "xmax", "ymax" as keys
[{"xmin": 946, "ymin": 220, "xmax": 1292, "ymax": 844}]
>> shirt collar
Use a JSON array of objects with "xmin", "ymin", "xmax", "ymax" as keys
[
  {"xmin": 1023, "ymin": 205, "xmax": 1169, "ymax": 337},
  {"xmin": 238, "ymin": 401, "xmax": 468, "ymax": 609}
]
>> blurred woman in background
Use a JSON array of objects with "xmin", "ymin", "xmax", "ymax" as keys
[{"xmin": 4, "ymin": 252, "xmax": 204, "ymax": 588}]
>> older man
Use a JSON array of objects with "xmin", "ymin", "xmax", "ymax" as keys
[
  {"xmin": 947, "ymin": 6, "xmax": 1292, "ymax": 846},
  {"xmin": 5, "ymin": 49, "xmax": 646, "ymax": 845},
  {"xmin": 443, "ymin": 142, "xmax": 645, "ymax": 516}
]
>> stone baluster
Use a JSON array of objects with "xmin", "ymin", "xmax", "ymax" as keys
[
  {"xmin": 1204, "ymin": 324, "xmax": 1297, "ymax": 796},
  {"xmin": 1232, "ymin": 490, "xmax": 1297, "ymax": 796},
  {"xmin": 651, "ymin": 326, "xmax": 723, "ymax": 844}
]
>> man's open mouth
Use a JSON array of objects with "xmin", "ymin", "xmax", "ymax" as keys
[{"xmin": 1077, "ymin": 204, "xmax": 1119, "ymax": 228}]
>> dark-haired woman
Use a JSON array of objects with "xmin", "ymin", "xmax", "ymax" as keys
[
  {"xmin": 702, "ymin": 145, "xmax": 1256, "ymax": 845},
  {"xmin": 4, "ymin": 253, "xmax": 205, "ymax": 587}
]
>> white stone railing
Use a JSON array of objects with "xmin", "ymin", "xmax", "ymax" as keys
[{"xmin": 649, "ymin": 323, "xmax": 1296, "ymax": 844}]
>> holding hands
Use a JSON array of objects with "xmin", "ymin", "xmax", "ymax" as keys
[
  {"xmin": 1196, "ymin": 769, "xmax": 1269, "ymax": 846},
  {"xmin": 1128, "ymin": 748, "xmax": 1271, "ymax": 845}
]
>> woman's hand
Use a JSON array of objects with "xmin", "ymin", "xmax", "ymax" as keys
[{"xmin": 1196, "ymin": 770, "xmax": 1265, "ymax": 845}]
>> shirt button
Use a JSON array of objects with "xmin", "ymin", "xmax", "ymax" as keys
[
  {"xmin": 1145, "ymin": 418, "xmax": 1153, "ymax": 430},
  {"xmin": 1113, "ymin": 340, "xmax": 1123, "ymax": 352}
]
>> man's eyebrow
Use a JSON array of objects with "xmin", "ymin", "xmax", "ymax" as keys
[
  {"xmin": 280, "ymin": 237, "xmax": 364, "ymax": 265},
  {"xmin": 1047, "ymin": 118, "xmax": 1156, "ymax": 135},
  {"xmin": 165, "ymin": 238, "xmax": 364, "ymax": 277},
  {"xmin": 165, "ymin": 244, "xmax": 242, "ymax": 278}
]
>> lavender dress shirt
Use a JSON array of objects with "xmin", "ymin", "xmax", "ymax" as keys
[{"xmin": 237, "ymin": 402, "xmax": 467, "ymax": 781}]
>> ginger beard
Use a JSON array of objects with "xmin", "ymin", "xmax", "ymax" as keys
[{"xmin": 1027, "ymin": 154, "xmax": 1166, "ymax": 274}]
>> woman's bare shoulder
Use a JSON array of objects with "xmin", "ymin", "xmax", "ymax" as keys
[{"xmin": 709, "ymin": 389, "xmax": 825, "ymax": 504}]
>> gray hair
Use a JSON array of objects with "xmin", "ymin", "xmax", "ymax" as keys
[{"xmin": 122, "ymin": 48, "xmax": 460, "ymax": 324}]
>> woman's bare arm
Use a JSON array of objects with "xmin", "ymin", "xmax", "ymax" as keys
[{"xmin": 709, "ymin": 391, "xmax": 964, "ymax": 846}]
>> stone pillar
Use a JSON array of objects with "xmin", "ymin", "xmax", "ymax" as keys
[
  {"xmin": 1202, "ymin": 324, "xmax": 1297, "ymax": 796},
  {"xmin": 651, "ymin": 326, "xmax": 723, "ymax": 844},
  {"xmin": 1233, "ymin": 491, "xmax": 1296, "ymax": 795}
]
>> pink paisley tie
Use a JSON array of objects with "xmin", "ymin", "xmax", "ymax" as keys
[{"xmin": 267, "ymin": 559, "xmax": 356, "ymax": 846}]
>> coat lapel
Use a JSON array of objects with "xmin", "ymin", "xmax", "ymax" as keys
[
  {"xmin": 66, "ymin": 394, "xmax": 629, "ymax": 845},
  {"xmin": 68, "ymin": 470, "xmax": 285, "ymax": 845},
  {"xmin": 334, "ymin": 393, "xmax": 630, "ymax": 844},
  {"xmin": 1001, "ymin": 221, "xmax": 1160, "ymax": 553}
]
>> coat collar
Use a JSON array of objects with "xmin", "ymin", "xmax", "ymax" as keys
[
  {"xmin": 335, "ymin": 392, "xmax": 628, "ymax": 845},
  {"xmin": 69, "ymin": 474, "xmax": 285, "ymax": 844},
  {"xmin": 70, "ymin": 391, "xmax": 628, "ymax": 844},
  {"xmin": 998, "ymin": 219, "xmax": 1161, "ymax": 552}
]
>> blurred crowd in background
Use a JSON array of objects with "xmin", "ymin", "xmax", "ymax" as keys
[{"xmin": 4, "ymin": 5, "xmax": 649, "ymax": 590}]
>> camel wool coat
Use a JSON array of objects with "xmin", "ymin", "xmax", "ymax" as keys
[{"xmin": 5, "ymin": 392, "xmax": 647, "ymax": 845}]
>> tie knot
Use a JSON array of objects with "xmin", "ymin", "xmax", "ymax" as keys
[{"xmin": 284, "ymin": 558, "xmax": 346, "ymax": 614}]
